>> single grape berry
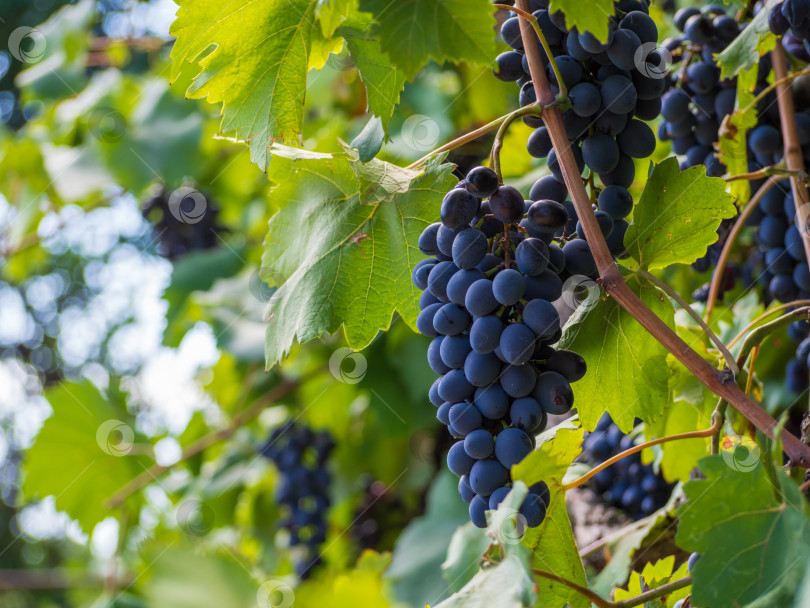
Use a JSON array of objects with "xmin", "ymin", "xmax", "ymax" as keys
[
  {"xmin": 490, "ymin": 186, "xmax": 526, "ymax": 224},
  {"xmin": 466, "ymin": 166, "xmax": 500, "ymax": 198},
  {"xmin": 441, "ymin": 189, "xmax": 479, "ymax": 230}
]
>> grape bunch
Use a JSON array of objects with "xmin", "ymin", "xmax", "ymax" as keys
[
  {"xmin": 660, "ymin": 5, "xmax": 744, "ymax": 177},
  {"xmin": 495, "ymin": 0, "xmax": 662, "ymax": 194},
  {"xmin": 579, "ymin": 413, "xmax": 674, "ymax": 519},
  {"xmin": 141, "ymin": 187, "xmax": 225, "ymax": 260},
  {"xmin": 743, "ymin": 180, "xmax": 810, "ymax": 392},
  {"xmin": 414, "ymin": 164, "xmax": 592, "ymax": 528},
  {"xmin": 259, "ymin": 423, "xmax": 334, "ymax": 578},
  {"xmin": 769, "ymin": 0, "xmax": 810, "ymax": 60}
]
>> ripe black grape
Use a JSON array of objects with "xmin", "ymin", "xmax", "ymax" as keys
[
  {"xmin": 260, "ymin": 423, "xmax": 334, "ymax": 578},
  {"xmin": 579, "ymin": 414, "xmax": 674, "ymax": 519}
]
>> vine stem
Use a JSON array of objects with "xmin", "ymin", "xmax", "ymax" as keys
[
  {"xmin": 711, "ymin": 398, "xmax": 728, "ymax": 455},
  {"xmin": 405, "ymin": 114, "xmax": 514, "ymax": 170},
  {"xmin": 105, "ymin": 366, "xmax": 326, "ymax": 509},
  {"xmin": 735, "ymin": 306, "xmax": 810, "ymax": 369},
  {"xmin": 532, "ymin": 569, "xmax": 692, "ymax": 608},
  {"xmin": 514, "ymin": 0, "xmax": 810, "ymax": 467},
  {"xmin": 490, "ymin": 104, "xmax": 544, "ymax": 182},
  {"xmin": 637, "ymin": 269, "xmax": 739, "ymax": 376},
  {"xmin": 746, "ymin": 346, "xmax": 760, "ymax": 395},
  {"xmin": 492, "ymin": 4, "xmax": 568, "ymax": 100},
  {"xmin": 705, "ymin": 176, "xmax": 779, "ymax": 322},
  {"xmin": 724, "ymin": 166, "xmax": 807, "ymax": 183},
  {"xmin": 531, "ymin": 569, "xmax": 613, "ymax": 608},
  {"xmin": 772, "ymin": 43, "xmax": 810, "ymax": 267},
  {"xmin": 612, "ymin": 576, "xmax": 693, "ymax": 608},
  {"xmin": 711, "ymin": 307, "xmax": 810, "ymax": 450},
  {"xmin": 562, "ymin": 419, "xmax": 722, "ymax": 491},
  {"xmin": 726, "ymin": 299, "xmax": 810, "ymax": 349},
  {"xmin": 740, "ymin": 61, "xmax": 810, "ymax": 118}
]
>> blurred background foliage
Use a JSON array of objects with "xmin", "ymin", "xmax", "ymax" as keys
[{"xmin": 0, "ymin": 1, "xmax": 803, "ymax": 607}]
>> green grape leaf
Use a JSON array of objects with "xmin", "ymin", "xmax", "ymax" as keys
[
  {"xmin": 645, "ymin": 393, "xmax": 713, "ymax": 483},
  {"xmin": 343, "ymin": 25, "xmax": 407, "ymax": 134},
  {"xmin": 357, "ymin": 0, "xmax": 497, "ymax": 80},
  {"xmin": 169, "ymin": 0, "xmax": 320, "ymax": 171},
  {"xmin": 716, "ymin": 0, "xmax": 777, "ymax": 80},
  {"xmin": 512, "ymin": 428, "xmax": 589, "ymax": 608},
  {"xmin": 559, "ymin": 273, "xmax": 674, "ymax": 432},
  {"xmin": 387, "ymin": 471, "xmax": 475, "ymax": 607},
  {"xmin": 614, "ymin": 558, "xmax": 691, "ymax": 605},
  {"xmin": 260, "ymin": 144, "xmax": 453, "ymax": 366},
  {"xmin": 21, "ymin": 381, "xmax": 149, "ymax": 533},
  {"xmin": 719, "ymin": 63, "xmax": 759, "ymax": 203},
  {"xmin": 140, "ymin": 545, "xmax": 259, "ymax": 608},
  {"xmin": 351, "ymin": 115, "xmax": 385, "ymax": 162},
  {"xmin": 676, "ymin": 456, "xmax": 810, "ymax": 608},
  {"xmin": 317, "ymin": 0, "xmax": 357, "ymax": 37},
  {"xmin": 442, "ymin": 523, "xmax": 491, "ymax": 593},
  {"xmin": 294, "ymin": 551, "xmax": 395, "ymax": 606},
  {"xmin": 434, "ymin": 554, "xmax": 536, "ymax": 608},
  {"xmin": 548, "ymin": 0, "xmax": 614, "ymax": 43},
  {"xmin": 625, "ymin": 157, "xmax": 737, "ymax": 271}
]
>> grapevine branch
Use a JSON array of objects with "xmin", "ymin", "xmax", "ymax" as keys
[
  {"xmin": 710, "ymin": 307, "xmax": 810, "ymax": 454},
  {"xmin": 724, "ymin": 165, "xmax": 807, "ymax": 183},
  {"xmin": 514, "ymin": 0, "xmax": 810, "ymax": 466},
  {"xmin": 727, "ymin": 299, "xmax": 810, "ymax": 349},
  {"xmin": 772, "ymin": 42, "xmax": 810, "ymax": 267},
  {"xmin": 492, "ymin": 4, "xmax": 568, "ymax": 100},
  {"xmin": 490, "ymin": 104, "xmax": 544, "ymax": 182},
  {"xmin": 406, "ymin": 114, "xmax": 514, "ymax": 170},
  {"xmin": 531, "ymin": 569, "xmax": 692, "ymax": 608},
  {"xmin": 637, "ymin": 268, "xmax": 738, "ymax": 375},
  {"xmin": 705, "ymin": 176, "xmax": 779, "ymax": 321},
  {"xmin": 562, "ymin": 419, "xmax": 722, "ymax": 491},
  {"xmin": 105, "ymin": 367, "xmax": 326, "ymax": 509},
  {"xmin": 740, "ymin": 62, "xmax": 810, "ymax": 118}
]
